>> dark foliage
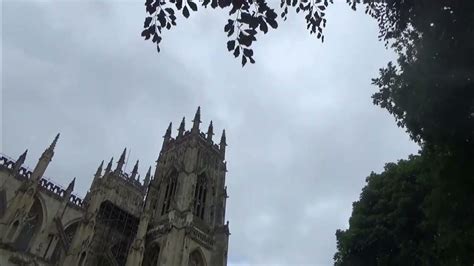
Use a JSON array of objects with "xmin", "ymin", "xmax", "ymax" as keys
[
  {"xmin": 334, "ymin": 155, "xmax": 436, "ymax": 266},
  {"xmin": 142, "ymin": 0, "xmax": 333, "ymax": 66},
  {"xmin": 336, "ymin": 1, "xmax": 474, "ymax": 265}
]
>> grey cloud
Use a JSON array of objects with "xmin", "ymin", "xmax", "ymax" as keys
[{"xmin": 2, "ymin": 1, "xmax": 419, "ymax": 265}]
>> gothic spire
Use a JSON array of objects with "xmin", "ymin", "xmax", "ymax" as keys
[
  {"xmin": 164, "ymin": 122, "xmax": 172, "ymax": 139},
  {"xmin": 105, "ymin": 157, "xmax": 113, "ymax": 174},
  {"xmin": 31, "ymin": 133, "xmax": 60, "ymax": 181},
  {"xmin": 192, "ymin": 106, "xmax": 201, "ymax": 132},
  {"xmin": 95, "ymin": 160, "xmax": 104, "ymax": 179},
  {"xmin": 131, "ymin": 160, "xmax": 139, "ymax": 180},
  {"xmin": 207, "ymin": 121, "xmax": 214, "ymax": 141},
  {"xmin": 12, "ymin": 149, "xmax": 28, "ymax": 174},
  {"xmin": 58, "ymin": 177, "xmax": 75, "ymax": 219},
  {"xmin": 220, "ymin": 129, "xmax": 226, "ymax": 146},
  {"xmin": 49, "ymin": 133, "xmax": 60, "ymax": 151},
  {"xmin": 220, "ymin": 129, "xmax": 227, "ymax": 156},
  {"xmin": 66, "ymin": 177, "xmax": 76, "ymax": 193},
  {"xmin": 178, "ymin": 117, "xmax": 186, "ymax": 137},
  {"xmin": 115, "ymin": 148, "xmax": 127, "ymax": 173},
  {"xmin": 143, "ymin": 166, "xmax": 151, "ymax": 187}
]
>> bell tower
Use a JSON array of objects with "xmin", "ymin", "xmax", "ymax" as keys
[{"xmin": 128, "ymin": 107, "xmax": 230, "ymax": 266}]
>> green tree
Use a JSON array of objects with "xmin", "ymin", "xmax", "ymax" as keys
[
  {"xmin": 334, "ymin": 155, "xmax": 437, "ymax": 266},
  {"xmin": 370, "ymin": 1, "xmax": 474, "ymax": 264}
]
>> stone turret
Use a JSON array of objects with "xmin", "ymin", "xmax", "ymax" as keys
[
  {"xmin": 220, "ymin": 130, "xmax": 227, "ymax": 158},
  {"xmin": 207, "ymin": 121, "xmax": 214, "ymax": 141},
  {"xmin": 192, "ymin": 106, "xmax": 201, "ymax": 133},
  {"xmin": 11, "ymin": 150, "xmax": 27, "ymax": 176},
  {"xmin": 0, "ymin": 134, "xmax": 60, "ymax": 243},
  {"xmin": 115, "ymin": 148, "xmax": 127, "ymax": 174},
  {"xmin": 178, "ymin": 117, "xmax": 186, "ymax": 138},
  {"xmin": 31, "ymin": 133, "xmax": 59, "ymax": 182}
]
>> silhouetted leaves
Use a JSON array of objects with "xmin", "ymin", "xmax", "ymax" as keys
[
  {"xmin": 241, "ymin": 55, "xmax": 247, "ymax": 66},
  {"xmin": 259, "ymin": 17, "xmax": 268, "ymax": 33},
  {"xmin": 334, "ymin": 155, "xmax": 436, "ymax": 266},
  {"xmin": 183, "ymin": 6, "xmax": 190, "ymax": 18},
  {"xmin": 188, "ymin": 0, "xmax": 198, "ymax": 11},
  {"xmin": 227, "ymin": 40, "xmax": 235, "ymax": 51},
  {"xmin": 144, "ymin": 16, "xmax": 153, "ymax": 28},
  {"xmin": 176, "ymin": 0, "xmax": 183, "ymax": 10},
  {"xmin": 336, "ymin": 1, "xmax": 474, "ymax": 264},
  {"xmin": 142, "ymin": 0, "xmax": 333, "ymax": 66},
  {"xmin": 233, "ymin": 46, "xmax": 240, "ymax": 57},
  {"xmin": 243, "ymin": 48, "xmax": 253, "ymax": 57}
]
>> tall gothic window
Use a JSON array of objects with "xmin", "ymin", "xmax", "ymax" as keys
[
  {"xmin": 13, "ymin": 198, "xmax": 43, "ymax": 252},
  {"xmin": 161, "ymin": 170, "xmax": 178, "ymax": 215},
  {"xmin": 193, "ymin": 174, "xmax": 207, "ymax": 220},
  {"xmin": 50, "ymin": 222, "xmax": 80, "ymax": 263},
  {"xmin": 188, "ymin": 249, "xmax": 206, "ymax": 266}
]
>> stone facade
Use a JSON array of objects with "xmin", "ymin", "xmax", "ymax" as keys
[{"xmin": 0, "ymin": 107, "xmax": 230, "ymax": 266}]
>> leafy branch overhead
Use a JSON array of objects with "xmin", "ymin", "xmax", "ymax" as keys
[{"xmin": 142, "ymin": 0, "xmax": 334, "ymax": 66}]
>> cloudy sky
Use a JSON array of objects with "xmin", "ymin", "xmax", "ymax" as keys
[{"xmin": 2, "ymin": 0, "xmax": 419, "ymax": 265}]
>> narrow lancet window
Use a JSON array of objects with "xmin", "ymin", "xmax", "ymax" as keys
[
  {"xmin": 161, "ymin": 170, "xmax": 178, "ymax": 215},
  {"xmin": 193, "ymin": 174, "xmax": 207, "ymax": 220}
]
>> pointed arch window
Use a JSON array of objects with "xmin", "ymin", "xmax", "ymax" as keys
[
  {"xmin": 13, "ymin": 198, "xmax": 43, "ymax": 252},
  {"xmin": 161, "ymin": 170, "xmax": 178, "ymax": 215},
  {"xmin": 188, "ymin": 249, "xmax": 206, "ymax": 266},
  {"xmin": 193, "ymin": 174, "xmax": 207, "ymax": 220},
  {"xmin": 50, "ymin": 222, "xmax": 80, "ymax": 263}
]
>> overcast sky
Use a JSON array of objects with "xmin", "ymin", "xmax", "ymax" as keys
[{"xmin": 2, "ymin": 0, "xmax": 419, "ymax": 265}]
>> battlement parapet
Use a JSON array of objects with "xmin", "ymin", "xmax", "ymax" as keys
[{"xmin": 0, "ymin": 153, "xmax": 84, "ymax": 209}]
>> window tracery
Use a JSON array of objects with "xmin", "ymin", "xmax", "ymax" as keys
[
  {"xmin": 161, "ymin": 170, "xmax": 178, "ymax": 215},
  {"xmin": 193, "ymin": 174, "xmax": 207, "ymax": 220}
]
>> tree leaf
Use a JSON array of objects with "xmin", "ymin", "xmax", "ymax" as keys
[
  {"xmin": 188, "ymin": 0, "xmax": 198, "ymax": 11},
  {"xmin": 144, "ymin": 17, "xmax": 153, "ymax": 28},
  {"xmin": 141, "ymin": 28, "xmax": 150, "ymax": 39},
  {"xmin": 183, "ymin": 6, "xmax": 190, "ymax": 18},
  {"xmin": 158, "ymin": 13, "xmax": 166, "ymax": 27},
  {"xmin": 165, "ymin": 8, "xmax": 175, "ymax": 15},
  {"xmin": 233, "ymin": 47, "xmax": 240, "ymax": 57},
  {"xmin": 259, "ymin": 19, "xmax": 268, "ymax": 33},
  {"xmin": 242, "ymin": 55, "xmax": 247, "ymax": 66},
  {"xmin": 224, "ymin": 19, "xmax": 233, "ymax": 32},
  {"xmin": 267, "ymin": 17, "xmax": 278, "ymax": 29},
  {"xmin": 227, "ymin": 40, "xmax": 235, "ymax": 51},
  {"xmin": 152, "ymin": 33, "xmax": 162, "ymax": 44},
  {"xmin": 243, "ymin": 48, "xmax": 253, "ymax": 57}
]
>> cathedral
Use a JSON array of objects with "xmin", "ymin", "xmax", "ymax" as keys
[{"xmin": 0, "ymin": 107, "xmax": 230, "ymax": 266}]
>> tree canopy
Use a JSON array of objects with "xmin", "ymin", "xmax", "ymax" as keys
[
  {"xmin": 141, "ymin": 0, "xmax": 400, "ymax": 66},
  {"xmin": 335, "ymin": 1, "xmax": 474, "ymax": 265},
  {"xmin": 334, "ymin": 155, "xmax": 436, "ymax": 266}
]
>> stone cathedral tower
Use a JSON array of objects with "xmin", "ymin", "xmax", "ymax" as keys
[
  {"xmin": 127, "ymin": 107, "xmax": 230, "ymax": 266},
  {"xmin": 0, "ymin": 107, "xmax": 230, "ymax": 266}
]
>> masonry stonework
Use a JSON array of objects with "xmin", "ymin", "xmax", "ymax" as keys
[{"xmin": 0, "ymin": 108, "xmax": 230, "ymax": 266}]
